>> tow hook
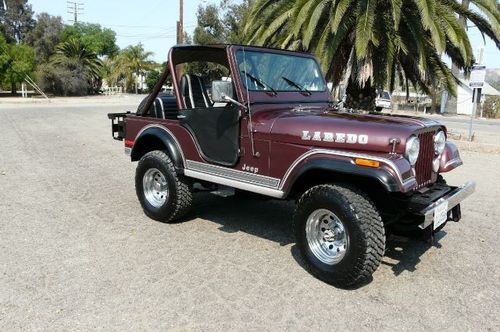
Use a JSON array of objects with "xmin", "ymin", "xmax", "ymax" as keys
[{"xmin": 450, "ymin": 204, "xmax": 461, "ymax": 222}]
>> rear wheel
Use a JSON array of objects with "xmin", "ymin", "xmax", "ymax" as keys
[
  {"xmin": 135, "ymin": 150, "xmax": 192, "ymax": 222},
  {"xmin": 293, "ymin": 184, "xmax": 385, "ymax": 288}
]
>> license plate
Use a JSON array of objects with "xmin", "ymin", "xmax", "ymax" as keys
[{"xmin": 433, "ymin": 200, "xmax": 449, "ymax": 230}]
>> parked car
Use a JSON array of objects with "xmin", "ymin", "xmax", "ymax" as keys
[{"xmin": 375, "ymin": 90, "xmax": 392, "ymax": 112}]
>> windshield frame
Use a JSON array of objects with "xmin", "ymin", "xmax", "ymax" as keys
[{"xmin": 234, "ymin": 49, "xmax": 328, "ymax": 94}]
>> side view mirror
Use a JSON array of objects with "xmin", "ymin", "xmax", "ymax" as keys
[
  {"xmin": 211, "ymin": 80, "xmax": 247, "ymax": 110},
  {"xmin": 211, "ymin": 80, "xmax": 234, "ymax": 103}
]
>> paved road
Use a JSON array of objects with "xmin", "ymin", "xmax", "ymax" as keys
[
  {"xmin": 437, "ymin": 116, "xmax": 500, "ymax": 135},
  {"xmin": 391, "ymin": 112, "xmax": 500, "ymax": 143},
  {"xmin": 1, "ymin": 104, "xmax": 499, "ymax": 330}
]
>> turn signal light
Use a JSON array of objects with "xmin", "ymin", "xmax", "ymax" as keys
[
  {"xmin": 124, "ymin": 139, "xmax": 135, "ymax": 147},
  {"xmin": 355, "ymin": 158, "xmax": 380, "ymax": 168}
]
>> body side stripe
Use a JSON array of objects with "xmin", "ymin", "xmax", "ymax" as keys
[{"xmin": 186, "ymin": 160, "xmax": 280, "ymax": 189}]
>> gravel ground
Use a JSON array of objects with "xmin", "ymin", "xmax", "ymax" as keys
[{"xmin": 0, "ymin": 102, "xmax": 499, "ymax": 331}]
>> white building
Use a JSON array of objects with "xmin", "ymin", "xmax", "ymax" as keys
[{"xmin": 456, "ymin": 79, "xmax": 500, "ymax": 115}]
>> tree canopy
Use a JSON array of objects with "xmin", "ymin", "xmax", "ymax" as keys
[
  {"xmin": 0, "ymin": 30, "xmax": 35, "ymax": 93},
  {"xmin": 193, "ymin": 0, "xmax": 253, "ymax": 45},
  {"xmin": 0, "ymin": 0, "xmax": 35, "ymax": 43},
  {"xmin": 25, "ymin": 13, "xmax": 63, "ymax": 63},
  {"xmin": 244, "ymin": 0, "xmax": 500, "ymax": 108},
  {"xmin": 61, "ymin": 22, "xmax": 119, "ymax": 57},
  {"xmin": 0, "ymin": 34, "xmax": 10, "ymax": 73},
  {"xmin": 51, "ymin": 38, "xmax": 103, "ymax": 81},
  {"xmin": 110, "ymin": 43, "xmax": 154, "ymax": 93},
  {"xmin": 2, "ymin": 41, "xmax": 34, "ymax": 87}
]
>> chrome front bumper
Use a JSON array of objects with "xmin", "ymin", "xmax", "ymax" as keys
[{"xmin": 418, "ymin": 181, "xmax": 476, "ymax": 229}]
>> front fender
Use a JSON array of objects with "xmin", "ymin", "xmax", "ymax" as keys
[
  {"xmin": 282, "ymin": 158, "xmax": 401, "ymax": 197},
  {"xmin": 439, "ymin": 141, "xmax": 463, "ymax": 173}
]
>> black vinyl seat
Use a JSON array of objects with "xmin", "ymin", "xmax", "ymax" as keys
[
  {"xmin": 180, "ymin": 74, "xmax": 213, "ymax": 109},
  {"xmin": 154, "ymin": 94, "xmax": 179, "ymax": 119},
  {"xmin": 137, "ymin": 93, "xmax": 179, "ymax": 119}
]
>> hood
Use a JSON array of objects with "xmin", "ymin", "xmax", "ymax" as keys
[{"xmin": 255, "ymin": 108, "xmax": 443, "ymax": 154}]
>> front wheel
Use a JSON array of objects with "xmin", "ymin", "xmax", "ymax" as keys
[
  {"xmin": 293, "ymin": 184, "xmax": 385, "ymax": 288},
  {"xmin": 135, "ymin": 150, "xmax": 192, "ymax": 222}
]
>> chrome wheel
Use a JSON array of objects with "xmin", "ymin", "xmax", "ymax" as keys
[
  {"xmin": 142, "ymin": 168, "xmax": 169, "ymax": 208},
  {"xmin": 305, "ymin": 208, "xmax": 349, "ymax": 265}
]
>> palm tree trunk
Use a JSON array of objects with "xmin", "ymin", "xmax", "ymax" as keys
[
  {"xmin": 431, "ymin": 91, "xmax": 438, "ymax": 113},
  {"xmin": 135, "ymin": 68, "xmax": 139, "ymax": 94},
  {"xmin": 344, "ymin": 77, "xmax": 376, "ymax": 111}
]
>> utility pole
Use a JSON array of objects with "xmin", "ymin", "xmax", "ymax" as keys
[
  {"xmin": 177, "ymin": 0, "xmax": 184, "ymax": 44},
  {"xmin": 67, "ymin": 1, "xmax": 84, "ymax": 25}
]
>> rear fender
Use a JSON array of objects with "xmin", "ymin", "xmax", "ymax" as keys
[{"xmin": 131, "ymin": 126, "xmax": 185, "ymax": 171}]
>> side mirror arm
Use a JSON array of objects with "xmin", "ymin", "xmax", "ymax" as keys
[{"xmin": 222, "ymin": 94, "xmax": 248, "ymax": 111}]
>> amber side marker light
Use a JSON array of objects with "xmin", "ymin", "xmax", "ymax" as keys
[{"xmin": 355, "ymin": 158, "xmax": 380, "ymax": 168}]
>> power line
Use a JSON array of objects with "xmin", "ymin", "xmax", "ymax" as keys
[
  {"xmin": 67, "ymin": 1, "xmax": 84, "ymax": 24},
  {"xmin": 114, "ymin": 25, "xmax": 195, "ymax": 37}
]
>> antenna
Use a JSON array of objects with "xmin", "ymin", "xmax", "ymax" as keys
[{"xmin": 242, "ymin": 47, "xmax": 259, "ymax": 158}]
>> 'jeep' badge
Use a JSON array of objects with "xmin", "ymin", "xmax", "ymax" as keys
[{"xmin": 301, "ymin": 131, "xmax": 368, "ymax": 144}]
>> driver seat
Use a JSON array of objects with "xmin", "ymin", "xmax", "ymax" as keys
[{"xmin": 180, "ymin": 74, "xmax": 213, "ymax": 109}]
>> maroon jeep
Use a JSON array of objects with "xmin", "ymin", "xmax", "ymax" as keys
[{"xmin": 108, "ymin": 45, "xmax": 475, "ymax": 288}]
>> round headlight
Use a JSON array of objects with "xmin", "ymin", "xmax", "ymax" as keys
[
  {"xmin": 405, "ymin": 136, "xmax": 420, "ymax": 166},
  {"xmin": 434, "ymin": 131, "xmax": 446, "ymax": 155}
]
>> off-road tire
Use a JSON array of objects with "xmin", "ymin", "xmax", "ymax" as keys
[
  {"xmin": 135, "ymin": 150, "xmax": 192, "ymax": 222},
  {"xmin": 293, "ymin": 184, "xmax": 385, "ymax": 288}
]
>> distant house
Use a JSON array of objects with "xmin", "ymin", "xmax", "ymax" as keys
[{"xmin": 456, "ymin": 79, "xmax": 500, "ymax": 115}]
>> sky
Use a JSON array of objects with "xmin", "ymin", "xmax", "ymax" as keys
[
  {"xmin": 30, "ymin": 0, "xmax": 500, "ymax": 68},
  {"xmin": 30, "ymin": 0, "xmax": 211, "ymax": 62}
]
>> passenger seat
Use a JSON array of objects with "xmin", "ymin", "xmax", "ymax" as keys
[{"xmin": 180, "ymin": 74, "xmax": 213, "ymax": 109}]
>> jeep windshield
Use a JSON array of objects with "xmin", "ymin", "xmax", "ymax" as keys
[{"xmin": 235, "ymin": 50, "xmax": 326, "ymax": 93}]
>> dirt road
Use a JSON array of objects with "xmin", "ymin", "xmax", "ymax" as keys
[{"xmin": 1, "ymin": 102, "xmax": 498, "ymax": 330}]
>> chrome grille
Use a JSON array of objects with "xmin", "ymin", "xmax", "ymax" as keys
[{"xmin": 415, "ymin": 131, "xmax": 435, "ymax": 187}]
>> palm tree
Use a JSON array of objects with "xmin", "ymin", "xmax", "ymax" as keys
[
  {"xmin": 112, "ymin": 44, "xmax": 154, "ymax": 94},
  {"xmin": 51, "ymin": 38, "xmax": 102, "ymax": 81},
  {"xmin": 244, "ymin": 0, "xmax": 499, "ymax": 110}
]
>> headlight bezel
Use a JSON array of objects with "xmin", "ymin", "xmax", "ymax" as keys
[
  {"xmin": 434, "ymin": 130, "xmax": 446, "ymax": 156},
  {"xmin": 405, "ymin": 135, "xmax": 420, "ymax": 166}
]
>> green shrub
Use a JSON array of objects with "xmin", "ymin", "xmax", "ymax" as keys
[
  {"xmin": 37, "ymin": 63, "xmax": 90, "ymax": 96},
  {"xmin": 145, "ymin": 70, "xmax": 161, "ymax": 93},
  {"xmin": 482, "ymin": 96, "xmax": 500, "ymax": 119}
]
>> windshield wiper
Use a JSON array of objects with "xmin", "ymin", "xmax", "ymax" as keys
[
  {"xmin": 282, "ymin": 76, "xmax": 311, "ymax": 96},
  {"xmin": 242, "ymin": 71, "xmax": 278, "ymax": 95}
]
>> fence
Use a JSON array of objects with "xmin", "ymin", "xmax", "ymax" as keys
[{"xmin": 103, "ymin": 87, "xmax": 123, "ymax": 95}]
